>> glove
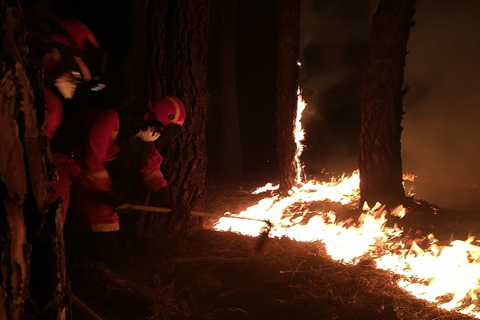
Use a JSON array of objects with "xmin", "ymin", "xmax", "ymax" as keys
[{"xmin": 144, "ymin": 175, "xmax": 167, "ymax": 191}]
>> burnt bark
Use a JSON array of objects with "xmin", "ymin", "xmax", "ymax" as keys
[
  {"xmin": 1, "ymin": 1, "xmax": 69, "ymax": 318},
  {"xmin": 358, "ymin": 0, "xmax": 416, "ymax": 208},
  {"xmin": 218, "ymin": 0, "xmax": 242, "ymax": 180},
  {"xmin": 276, "ymin": 0, "xmax": 300, "ymax": 192}
]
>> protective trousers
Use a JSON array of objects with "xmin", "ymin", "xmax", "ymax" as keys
[{"xmin": 50, "ymin": 152, "xmax": 119, "ymax": 232}]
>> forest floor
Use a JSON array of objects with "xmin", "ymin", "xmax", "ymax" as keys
[{"xmin": 67, "ymin": 178, "xmax": 480, "ymax": 320}]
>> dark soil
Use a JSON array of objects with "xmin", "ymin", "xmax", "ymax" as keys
[{"xmin": 66, "ymin": 183, "xmax": 480, "ymax": 320}]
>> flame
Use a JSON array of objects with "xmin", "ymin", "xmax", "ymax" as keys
[
  {"xmin": 294, "ymin": 89, "xmax": 306, "ymax": 184},
  {"xmin": 252, "ymin": 183, "xmax": 279, "ymax": 195},
  {"xmin": 213, "ymin": 89, "xmax": 480, "ymax": 317},
  {"xmin": 402, "ymin": 173, "xmax": 418, "ymax": 182}
]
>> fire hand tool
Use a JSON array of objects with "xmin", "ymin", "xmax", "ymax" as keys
[
  {"xmin": 190, "ymin": 211, "xmax": 274, "ymax": 251},
  {"xmin": 72, "ymin": 294, "xmax": 103, "ymax": 320},
  {"xmin": 116, "ymin": 203, "xmax": 172, "ymax": 213},
  {"xmin": 115, "ymin": 204, "xmax": 274, "ymax": 250}
]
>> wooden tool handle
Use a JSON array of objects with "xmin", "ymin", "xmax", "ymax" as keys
[
  {"xmin": 72, "ymin": 294, "xmax": 103, "ymax": 320},
  {"xmin": 116, "ymin": 203, "xmax": 172, "ymax": 213},
  {"xmin": 191, "ymin": 211, "xmax": 224, "ymax": 219}
]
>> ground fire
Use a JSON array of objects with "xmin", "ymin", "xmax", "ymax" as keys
[{"xmin": 212, "ymin": 92, "xmax": 480, "ymax": 318}]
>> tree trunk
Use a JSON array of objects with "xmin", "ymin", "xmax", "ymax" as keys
[
  {"xmin": 145, "ymin": 0, "xmax": 168, "ymax": 101},
  {"xmin": 142, "ymin": 0, "xmax": 210, "ymax": 237},
  {"xmin": 164, "ymin": 0, "xmax": 210, "ymax": 215},
  {"xmin": 1, "ymin": 2, "xmax": 69, "ymax": 318},
  {"xmin": 276, "ymin": 0, "xmax": 300, "ymax": 192},
  {"xmin": 218, "ymin": 0, "xmax": 242, "ymax": 180},
  {"xmin": 126, "ymin": 0, "xmax": 149, "ymax": 103},
  {"xmin": 358, "ymin": 0, "xmax": 416, "ymax": 208}
]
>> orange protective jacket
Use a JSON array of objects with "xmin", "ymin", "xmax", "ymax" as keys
[
  {"xmin": 52, "ymin": 109, "xmax": 167, "ymax": 232},
  {"xmin": 82, "ymin": 109, "xmax": 167, "ymax": 193}
]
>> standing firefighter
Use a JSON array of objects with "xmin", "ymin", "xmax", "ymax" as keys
[
  {"xmin": 25, "ymin": 8, "xmax": 107, "ymax": 221},
  {"xmin": 25, "ymin": 8, "xmax": 106, "ymax": 138}
]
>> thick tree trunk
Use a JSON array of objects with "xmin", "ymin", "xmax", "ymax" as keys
[
  {"xmin": 1, "ymin": 2, "xmax": 69, "ymax": 318},
  {"xmin": 359, "ymin": 0, "xmax": 416, "ymax": 208},
  {"xmin": 145, "ymin": 0, "xmax": 168, "ymax": 101},
  {"xmin": 218, "ymin": 0, "xmax": 242, "ymax": 180},
  {"xmin": 141, "ymin": 0, "xmax": 210, "ymax": 237},
  {"xmin": 276, "ymin": 0, "xmax": 300, "ymax": 192},
  {"xmin": 126, "ymin": 0, "xmax": 149, "ymax": 103},
  {"xmin": 164, "ymin": 0, "xmax": 210, "ymax": 211}
]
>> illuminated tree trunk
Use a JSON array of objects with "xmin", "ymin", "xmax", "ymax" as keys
[
  {"xmin": 218, "ymin": 0, "xmax": 242, "ymax": 180},
  {"xmin": 359, "ymin": 0, "xmax": 416, "ymax": 208},
  {"xmin": 276, "ymin": 0, "xmax": 300, "ymax": 192},
  {"xmin": 1, "ymin": 1, "xmax": 69, "ymax": 318}
]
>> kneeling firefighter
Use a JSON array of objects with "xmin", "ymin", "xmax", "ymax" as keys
[{"xmin": 67, "ymin": 96, "xmax": 186, "ymax": 264}]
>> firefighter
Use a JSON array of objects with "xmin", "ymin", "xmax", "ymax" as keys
[
  {"xmin": 45, "ymin": 96, "xmax": 186, "ymax": 267},
  {"xmin": 58, "ymin": 96, "xmax": 186, "ymax": 268},
  {"xmin": 25, "ymin": 8, "xmax": 107, "ymax": 222},
  {"xmin": 71, "ymin": 97, "xmax": 186, "ymax": 232},
  {"xmin": 25, "ymin": 8, "xmax": 106, "ymax": 139}
]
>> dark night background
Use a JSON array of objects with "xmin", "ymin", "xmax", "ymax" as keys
[
  {"xmin": 299, "ymin": 0, "xmax": 480, "ymax": 212},
  {"xmin": 24, "ymin": 0, "xmax": 480, "ymax": 212}
]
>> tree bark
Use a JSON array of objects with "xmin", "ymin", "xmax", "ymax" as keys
[
  {"xmin": 218, "ymin": 0, "xmax": 242, "ymax": 180},
  {"xmin": 164, "ymin": 0, "xmax": 210, "ymax": 211},
  {"xmin": 126, "ymin": 0, "xmax": 149, "ymax": 103},
  {"xmin": 1, "ymin": 2, "xmax": 69, "ymax": 318},
  {"xmin": 145, "ymin": 0, "xmax": 168, "ymax": 102},
  {"xmin": 358, "ymin": 0, "xmax": 416, "ymax": 208},
  {"xmin": 276, "ymin": 0, "xmax": 300, "ymax": 192},
  {"xmin": 141, "ymin": 0, "xmax": 210, "ymax": 237}
]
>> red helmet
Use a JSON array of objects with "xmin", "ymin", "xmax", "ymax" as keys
[
  {"xmin": 49, "ymin": 16, "xmax": 100, "ymax": 50},
  {"xmin": 148, "ymin": 96, "xmax": 186, "ymax": 126}
]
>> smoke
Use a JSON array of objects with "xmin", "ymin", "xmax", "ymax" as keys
[
  {"xmin": 299, "ymin": 0, "xmax": 373, "ymax": 116},
  {"xmin": 299, "ymin": 0, "xmax": 375, "ymax": 174},
  {"xmin": 299, "ymin": 0, "xmax": 480, "ymax": 211},
  {"xmin": 403, "ymin": 0, "xmax": 480, "ymax": 211}
]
